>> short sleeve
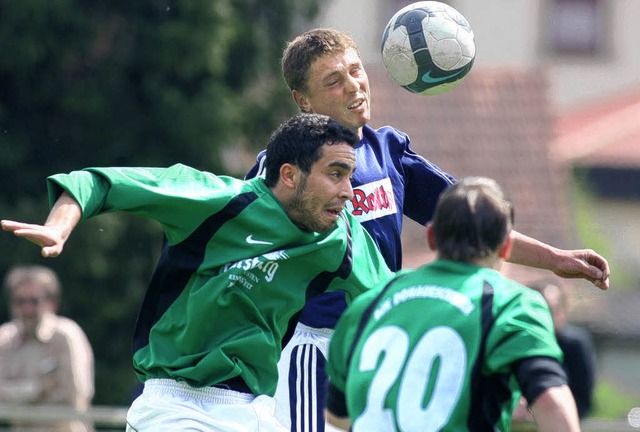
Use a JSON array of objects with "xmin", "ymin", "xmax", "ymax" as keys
[{"xmin": 484, "ymin": 288, "xmax": 563, "ymax": 375}]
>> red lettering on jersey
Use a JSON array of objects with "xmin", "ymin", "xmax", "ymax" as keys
[{"xmin": 351, "ymin": 185, "xmax": 391, "ymax": 216}]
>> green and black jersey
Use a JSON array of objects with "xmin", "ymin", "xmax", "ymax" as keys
[
  {"xmin": 326, "ymin": 260, "xmax": 562, "ymax": 431},
  {"xmin": 47, "ymin": 164, "xmax": 393, "ymax": 396}
]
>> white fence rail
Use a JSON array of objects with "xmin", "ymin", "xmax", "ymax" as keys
[
  {"xmin": 0, "ymin": 404, "xmax": 637, "ymax": 431},
  {"xmin": 514, "ymin": 418, "xmax": 638, "ymax": 431},
  {"xmin": 0, "ymin": 404, "xmax": 127, "ymax": 430}
]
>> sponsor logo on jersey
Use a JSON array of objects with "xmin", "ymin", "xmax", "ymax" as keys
[
  {"xmin": 373, "ymin": 285, "xmax": 474, "ymax": 321},
  {"xmin": 347, "ymin": 177, "xmax": 397, "ymax": 222},
  {"xmin": 222, "ymin": 250, "xmax": 289, "ymax": 287},
  {"xmin": 245, "ymin": 235, "xmax": 273, "ymax": 245}
]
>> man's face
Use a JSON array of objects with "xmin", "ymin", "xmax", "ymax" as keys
[
  {"xmin": 295, "ymin": 48, "xmax": 371, "ymax": 135},
  {"xmin": 287, "ymin": 142, "xmax": 356, "ymax": 233},
  {"xmin": 11, "ymin": 282, "xmax": 49, "ymax": 334}
]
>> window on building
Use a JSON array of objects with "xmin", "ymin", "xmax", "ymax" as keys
[{"xmin": 548, "ymin": 0, "xmax": 604, "ymax": 55}]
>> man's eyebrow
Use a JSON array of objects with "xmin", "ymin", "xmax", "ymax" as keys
[
  {"xmin": 328, "ymin": 161, "xmax": 355, "ymax": 172},
  {"xmin": 321, "ymin": 70, "xmax": 340, "ymax": 82}
]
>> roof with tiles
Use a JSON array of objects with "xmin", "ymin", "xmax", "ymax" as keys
[
  {"xmin": 552, "ymin": 87, "xmax": 640, "ymax": 168},
  {"xmin": 365, "ymin": 63, "xmax": 640, "ymax": 339},
  {"xmin": 363, "ymin": 64, "xmax": 574, "ymax": 277},
  {"xmin": 550, "ymin": 86, "xmax": 640, "ymax": 340}
]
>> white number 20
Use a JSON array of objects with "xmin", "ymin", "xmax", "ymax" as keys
[{"xmin": 353, "ymin": 325, "xmax": 467, "ymax": 432}]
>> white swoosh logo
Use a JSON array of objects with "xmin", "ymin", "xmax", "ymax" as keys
[{"xmin": 246, "ymin": 235, "xmax": 273, "ymax": 245}]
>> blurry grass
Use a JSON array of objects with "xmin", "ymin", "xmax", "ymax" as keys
[
  {"xmin": 572, "ymin": 175, "xmax": 634, "ymax": 289},
  {"xmin": 592, "ymin": 380, "xmax": 639, "ymax": 419}
]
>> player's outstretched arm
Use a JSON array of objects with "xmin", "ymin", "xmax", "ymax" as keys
[
  {"xmin": 530, "ymin": 385, "xmax": 581, "ymax": 432},
  {"xmin": 508, "ymin": 230, "xmax": 610, "ymax": 290},
  {"xmin": 1, "ymin": 191, "xmax": 81, "ymax": 258}
]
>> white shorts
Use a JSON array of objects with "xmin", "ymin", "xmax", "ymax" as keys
[
  {"xmin": 126, "ymin": 378, "xmax": 287, "ymax": 432},
  {"xmin": 273, "ymin": 323, "xmax": 345, "ymax": 432}
]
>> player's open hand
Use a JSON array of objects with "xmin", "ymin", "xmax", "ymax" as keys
[
  {"xmin": 1, "ymin": 220, "xmax": 66, "ymax": 258},
  {"xmin": 552, "ymin": 248, "xmax": 610, "ymax": 290}
]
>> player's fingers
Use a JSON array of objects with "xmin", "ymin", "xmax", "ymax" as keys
[
  {"xmin": 2, "ymin": 220, "xmax": 64, "ymax": 257},
  {"xmin": 594, "ymin": 276, "xmax": 609, "ymax": 291},
  {"xmin": 587, "ymin": 255, "xmax": 609, "ymax": 274},
  {"xmin": 1, "ymin": 219, "xmax": 27, "ymax": 231},
  {"xmin": 41, "ymin": 246, "xmax": 62, "ymax": 258},
  {"xmin": 2, "ymin": 220, "xmax": 43, "ymax": 235},
  {"xmin": 583, "ymin": 250, "xmax": 610, "ymax": 290},
  {"xmin": 11, "ymin": 228, "xmax": 63, "ymax": 252},
  {"xmin": 11, "ymin": 228, "xmax": 48, "ymax": 243}
]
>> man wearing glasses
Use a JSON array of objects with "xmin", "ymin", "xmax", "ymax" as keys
[{"xmin": 0, "ymin": 265, "xmax": 94, "ymax": 432}]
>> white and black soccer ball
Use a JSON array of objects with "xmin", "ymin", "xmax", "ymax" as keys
[{"xmin": 381, "ymin": 1, "xmax": 476, "ymax": 95}]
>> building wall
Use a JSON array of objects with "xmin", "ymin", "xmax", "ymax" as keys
[
  {"xmin": 547, "ymin": 0, "xmax": 640, "ymax": 110},
  {"xmin": 311, "ymin": 0, "xmax": 640, "ymax": 110},
  {"xmin": 579, "ymin": 197, "xmax": 640, "ymax": 287}
]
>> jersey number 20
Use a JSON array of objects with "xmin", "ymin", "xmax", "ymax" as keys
[{"xmin": 353, "ymin": 325, "xmax": 467, "ymax": 431}]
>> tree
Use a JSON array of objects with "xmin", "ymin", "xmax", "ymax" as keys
[{"xmin": 0, "ymin": 0, "xmax": 318, "ymax": 404}]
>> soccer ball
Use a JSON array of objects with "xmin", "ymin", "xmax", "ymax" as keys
[{"xmin": 381, "ymin": 1, "xmax": 476, "ymax": 95}]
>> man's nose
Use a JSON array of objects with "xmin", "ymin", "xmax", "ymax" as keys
[
  {"xmin": 339, "ymin": 179, "xmax": 354, "ymax": 201},
  {"xmin": 344, "ymin": 74, "xmax": 360, "ymax": 93}
]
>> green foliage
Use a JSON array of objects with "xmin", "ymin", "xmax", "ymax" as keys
[
  {"xmin": 0, "ymin": 0, "xmax": 317, "ymax": 404},
  {"xmin": 572, "ymin": 169, "xmax": 633, "ymax": 288},
  {"xmin": 592, "ymin": 380, "xmax": 639, "ymax": 419},
  {"xmin": 572, "ymin": 171, "xmax": 610, "ymax": 255}
]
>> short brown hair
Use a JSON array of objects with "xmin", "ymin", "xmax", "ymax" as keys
[
  {"xmin": 431, "ymin": 177, "xmax": 514, "ymax": 262},
  {"xmin": 3, "ymin": 265, "xmax": 61, "ymax": 301},
  {"xmin": 281, "ymin": 28, "xmax": 360, "ymax": 93}
]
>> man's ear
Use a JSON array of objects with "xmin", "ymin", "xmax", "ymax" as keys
[
  {"xmin": 280, "ymin": 163, "xmax": 300, "ymax": 189},
  {"xmin": 498, "ymin": 232, "xmax": 513, "ymax": 260},
  {"xmin": 426, "ymin": 222, "xmax": 437, "ymax": 251},
  {"xmin": 292, "ymin": 90, "xmax": 311, "ymax": 113}
]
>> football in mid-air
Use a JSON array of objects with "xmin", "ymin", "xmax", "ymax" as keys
[{"xmin": 381, "ymin": 1, "xmax": 476, "ymax": 95}]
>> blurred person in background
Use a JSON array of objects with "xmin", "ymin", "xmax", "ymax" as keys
[
  {"xmin": 0, "ymin": 264, "xmax": 94, "ymax": 432},
  {"xmin": 513, "ymin": 280, "xmax": 596, "ymax": 422}
]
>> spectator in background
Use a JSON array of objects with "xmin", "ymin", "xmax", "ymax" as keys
[
  {"xmin": 0, "ymin": 265, "xmax": 95, "ymax": 432},
  {"xmin": 536, "ymin": 281, "xmax": 596, "ymax": 418},
  {"xmin": 513, "ymin": 281, "xmax": 596, "ymax": 422}
]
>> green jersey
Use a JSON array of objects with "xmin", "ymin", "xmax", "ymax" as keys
[
  {"xmin": 326, "ymin": 259, "xmax": 562, "ymax": 431},
  {"xmin": 47, "ymin": 164, "xmax": 393, "ymax": 396}
]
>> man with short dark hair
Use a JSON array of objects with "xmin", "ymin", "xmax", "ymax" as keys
[
  {"xmin": 2, "ymin": 113, "xmax": 393, "ymax": 431},
  {"xmin": 325, "ymin": 177, "xmax": 581, "ymax": 432}
]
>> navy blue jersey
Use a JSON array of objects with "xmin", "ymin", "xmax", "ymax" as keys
[{"xmin": 246, "ymin": 124, "xmax": 455, "ymax": 328}]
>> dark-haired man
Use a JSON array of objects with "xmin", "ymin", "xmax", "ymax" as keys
[{"xmin": 2, "ymin": 113, "xmax": 392, "ymax": 431}]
